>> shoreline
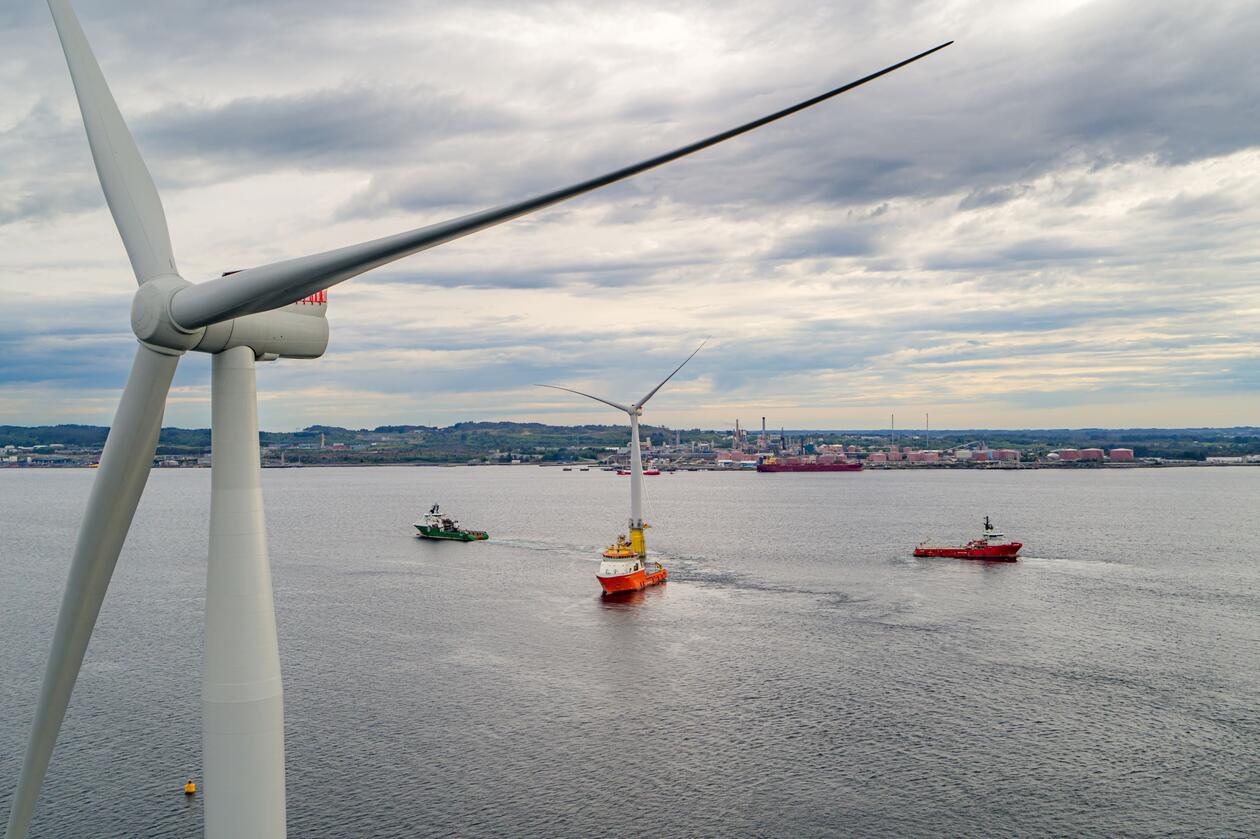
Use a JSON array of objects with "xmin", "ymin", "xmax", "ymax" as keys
[{"xmin": 4, "ymin": 461, "xmax": 1258, "ymax": 471}]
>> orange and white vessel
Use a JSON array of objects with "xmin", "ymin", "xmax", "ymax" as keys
[{"xmin": 597, "ymin": 534, "xmax": 667, "ymax": 594}]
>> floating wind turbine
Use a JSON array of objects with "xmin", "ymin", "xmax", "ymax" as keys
[
  {"xmin": 537, "ymin": 341, "xmax": 706, "ymax": 591},
  {"xmin": 7, "ymin": 2, "xmax": 950, "ymax": 835}
]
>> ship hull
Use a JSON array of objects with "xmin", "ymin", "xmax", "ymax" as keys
[
  {"xmin": 913, "ymin": 542, "xmax": 1022, "ymax": 560},
  {"xmin": 415, "ymin": 525, "xmax": 489, "ymax": 541},
  {"xmin": 756, "ymin": 462, "xmax": 863, "ymax": 472},
  {"xmin": 598, "ymin": 566, "xmax": 667, "ymax": 594}
]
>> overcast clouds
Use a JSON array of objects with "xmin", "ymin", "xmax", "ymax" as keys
[{"xmin": 2, "ymin": 0, "xmax": 1258, "ymax": 430}]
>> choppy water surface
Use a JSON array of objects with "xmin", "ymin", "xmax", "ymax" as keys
[{"xmin": 1, "ymin": 467, "xmax": 1257, "ymax": 837}]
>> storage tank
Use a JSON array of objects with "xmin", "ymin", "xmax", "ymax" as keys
[
  {"xmin": 1079, "ymin": 448, "xmax": 1104, "ymax": 461},
  {"xmin": 1109, "ymin": 448, "xmax": 1134, "ymax": 462},
  {"xmin": 1057, "ymin": 449, "xmax": 1081, "ymax": 461},
  {"xmin": 995, "ymin": 449, "xmax": 1019, "ymax": 461}
]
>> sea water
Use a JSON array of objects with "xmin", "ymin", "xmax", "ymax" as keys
[{"xmin": 1, "ymin": 467, "xmax": 1257, "ymax": 836}]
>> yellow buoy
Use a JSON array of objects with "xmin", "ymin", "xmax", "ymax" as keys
[{"xmin": 183, "ymin": 780, "xmax": 196, "ymax": 796}]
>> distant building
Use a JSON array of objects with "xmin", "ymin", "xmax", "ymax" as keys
[
  {"xmin": 1109, "ymin": 448, "xmax": 1134, "ymax": 462},
  {"xmin": 1057, "ymin": 449, "xmax": 1081, "ymax": 461},
  {"xmin": 995, "ymin": 449, "xmax": 1019, "ymax": 461},
  {"xmin": 866, "ymin": 452, "xmax": 888, "ymax": 463},
  {"xmin": 1079, "ymin": 448, "xmax": 1104, "ymax": 461},
  {"xmin": 1206, "ymin": 456, "xmax": 1244, "ymax": 464}
]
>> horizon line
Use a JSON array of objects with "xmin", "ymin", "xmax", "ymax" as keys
[{"xmin": 4, "ymin": 421, "xmax": 1259, "ymax": 434}]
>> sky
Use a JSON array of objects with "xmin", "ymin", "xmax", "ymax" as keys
[{"xmin": 2, "ymin": 0, "xmax": 1259, "ymax": 431}]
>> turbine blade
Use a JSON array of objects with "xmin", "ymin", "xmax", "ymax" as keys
[
  {"xmin": 5, "ymin": 344, "xmax": 179, "ymax": 839},
  {"xmin": 169, "ymin": 41, "xmax": 953, "ymax": 329},
  {"xmin": 635, "ymin": 339, "xmax": 708, "ymax": 409},
  {"xmin": 535, "ymin": 384, "xmax": 632, "ymax": 415},
  {"xmin": 48, "ymin": 0, "xmax": 178, "ymax": 284}
]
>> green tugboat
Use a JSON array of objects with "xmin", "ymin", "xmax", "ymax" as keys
[{"xmin": 414, "ymin": 504, "xmax": 489, "ymax": 541}]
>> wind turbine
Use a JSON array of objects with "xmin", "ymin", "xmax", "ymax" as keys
[
  {"xmin": 537, "ymin": 341, "xmax": 706, "ymax": 593},
  {"xmin": 7, "ymin": 2, "xmax": 951, "ymax": 836}
]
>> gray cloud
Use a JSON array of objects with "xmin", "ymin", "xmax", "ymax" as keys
[
  {"xmin": 959, "ymin": 184, "xmax": 1031, "ymax": 211},
  {"xmin": 3, "ymin": 0, "xmax": 1260, "ymax": 428},
  {"xmin": 135, "ymin": 86, "xmax": 520, "ymax": 174}
]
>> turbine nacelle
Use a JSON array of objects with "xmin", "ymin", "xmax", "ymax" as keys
[{"xmin": 195, "ymin": 301, "xmax": 329, "ymax": 361}]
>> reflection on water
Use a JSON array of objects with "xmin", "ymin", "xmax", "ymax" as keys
[
  {"xmin": 596, "ymin": 583, "xmax": 671, "ymax": 611},
  {"xmin": 598, "ymin": 587, "xmax": 647, "ymax": 608}
]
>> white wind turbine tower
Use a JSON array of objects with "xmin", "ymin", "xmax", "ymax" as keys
[
  {"xmin": 7, "ymin": 2, "xmax": 952, "ymax": 836},
  {"xmin": 538, "ymin": 341, "xmax": 706, "ymax": 588}
]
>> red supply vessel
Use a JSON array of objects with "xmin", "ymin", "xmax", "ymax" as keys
[{"xmin": 914, "ymin": 517, "xmax": 1022, "ymax": 561}]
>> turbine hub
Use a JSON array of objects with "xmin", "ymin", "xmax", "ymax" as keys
[{"xmin": 130, "ymin": 275, "xmax": 202, "ymax": 354}]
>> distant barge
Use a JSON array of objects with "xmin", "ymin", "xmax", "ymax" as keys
[{"xmin": 756, "ymin": 455, "xmax": 862, "ymax": 473}]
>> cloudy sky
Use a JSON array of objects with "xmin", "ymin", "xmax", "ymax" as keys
[{"xmin": 2, "ymin": 0, "xmax": 1258, "ymax": 431}]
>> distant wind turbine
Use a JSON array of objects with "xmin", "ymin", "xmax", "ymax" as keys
[
  {"xmin": 6, "ymin": 2, "xmax": 951, "ymax": 836},
  {"xmin": 536, "ymin": 340, "xmax": 706, "ymax": 590}
]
